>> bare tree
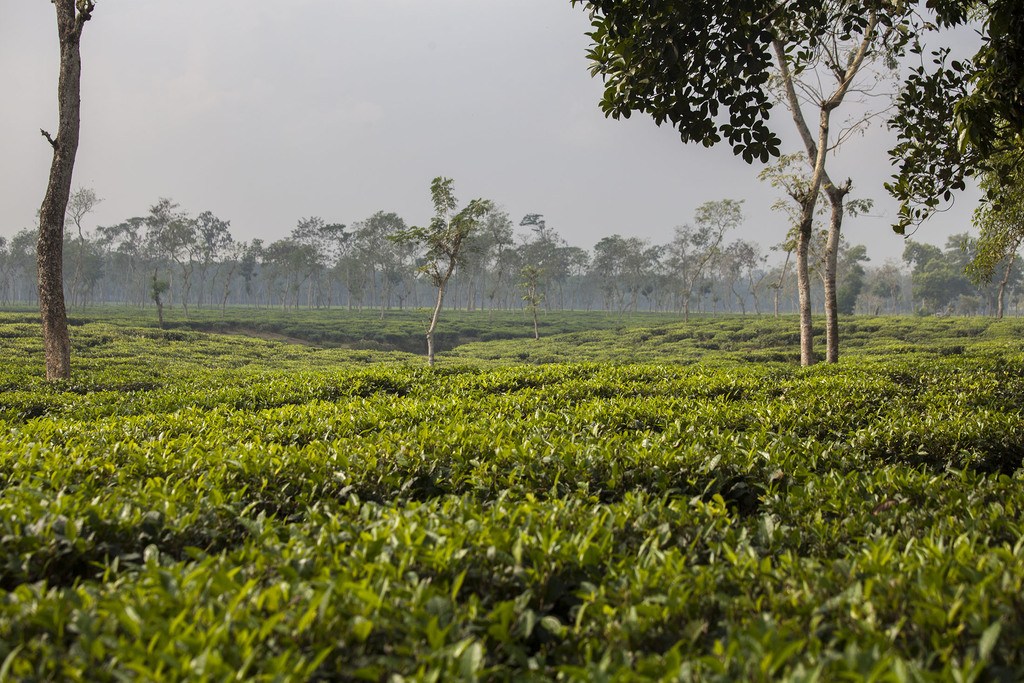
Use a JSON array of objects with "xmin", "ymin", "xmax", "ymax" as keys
[{"xmin": 37, "ymin": 0, "xmax": 96, "ymax": 380}]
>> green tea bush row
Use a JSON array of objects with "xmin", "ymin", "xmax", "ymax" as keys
[{"xmin": 1, "ymin": 314, "xmax": 1023, "ymax": 679}]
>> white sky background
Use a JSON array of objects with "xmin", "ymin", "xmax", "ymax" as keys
[{"xmin": 1, "ymin": 0, "xmax": 979, "ymax": 265}]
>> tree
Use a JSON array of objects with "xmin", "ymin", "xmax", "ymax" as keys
[
  {"xmin": 239, "ymin": 239, "xmax": 262, "ymax": 307},
  {"xmin": 146, "ymin": 199, "xmax": 197, "ymax": 317},
  {"xmin": 96, "ymin": 216, "xmax": 147, "ymax": 306},
  {"xmin": 667, "ymin": 200, "xmax": 740, "ymax": 321},
  {"xmin": 770, "ymin": 17, "xmax": 888, "ymax": 363},
  {"xmin": 353, "ymin": 211, "xmax": 410, "ymax": 319},
  {"xmin": 474, "ymin": 209, "xmax": 515, "ymax": 315},
  {"xmin": 262, "ymin": 238, "xmax": 317, "ymax": 309},
  {"xmin": 37, "ymin": 0, "xmax": 96, "ymax": 380},
  {"xmin": 193, "ymin": 210, "xmax": 233, "ymax": 308},
  {"xmin": 396, "ymin": 177, "xmax": 493, "ymax": 366},
  {"xmin": 864, "ymin": 261, "xmax": 906, "ymax": 315},
  {"xmin": 317, "ymin": 222, "xmax": 349, "ymax": 308},
  {"xmin": 903, "ymin": 239, "xmax": 972, "ymax": 314},
  {"xmin": 575, "ymin": 0, "xmax": 908, "ymax": 364},
  {"xmin": 592, "ymin": 235, "xmax": 631, "ymax": 312},
  {"xmin": 150, "ymin": 269, "xmax": 169, "ymax": 329},
  {"xmin": 834, "ymin": 242, "xmax": 870, "ymax": 315},
  {"xmin": 721, "ymin": 239, "xmax": 763, "ymax": 314},
  {"xmin": 517, "ymin": 214, "xmax": 571, "ymax": 310}
]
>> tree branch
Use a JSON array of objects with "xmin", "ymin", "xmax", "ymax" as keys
[
  {"xmin": 40, "ymin": 128, "xmax": 58, "ymax": 150},
  {"xmin": 772, "ymin": 38, "xmax": 819, "ymax": 161},
  {"xmin": 73, "ymin": 0, "xmax": 95, "ymax": 38},
  {"xmin": 824, "ymin": 10, "xmax": 879, "ymax": 111}
]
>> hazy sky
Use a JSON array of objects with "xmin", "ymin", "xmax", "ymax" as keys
[{"xmin": 1, "ymin": 1, "xmax": 978, "ymax": 264}]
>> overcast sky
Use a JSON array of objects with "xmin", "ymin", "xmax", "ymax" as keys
[{"xmin": 2, "ymin": 0, "xmax": 978, "ymax": 265}]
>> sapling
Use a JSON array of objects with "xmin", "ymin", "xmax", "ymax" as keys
[{"xmin": 394, "ymin": 177, "xmax": 493, "ymax": 365}]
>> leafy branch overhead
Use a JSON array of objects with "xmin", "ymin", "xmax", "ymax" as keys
[
  {"xmin": 886, "ymin": 0, "xmax": 1024, "ymax": 232},
  {"xmin": 572, "ymin": 0, "xmax": 908, "ymax": 164}
]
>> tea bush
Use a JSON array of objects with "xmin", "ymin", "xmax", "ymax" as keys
[{"xmin": 0, "ymin": 312, "xmax": 1023, "ymax": 680}]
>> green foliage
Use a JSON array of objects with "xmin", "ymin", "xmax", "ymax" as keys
[
  {"xmin": 575, "ymin": 1, "xmax": 910, "ymax": 165},
  {"xmin": 887, "ymin": 0, "xmax": 1024, "ymax": 233},
  {"xmin": 397, "ymin": 177, "xmax": 493, "ymax": 289},
  {"xmin": 968, "ymin": 161, "xmax": 1024, "ymax": 284},
  {"xmin": 1, "ymin": 312, "xmax": 1023, "ymax": 678},
  {"xmin": 574, "ymin": 0, "xmax": 784, "ymax": 162}
]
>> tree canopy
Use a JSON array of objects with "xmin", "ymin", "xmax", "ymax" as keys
[
  {"xmin": 572, "ymin": 0, "xmax": 909, "ymax": 163},
  {"xmin": 575, "ymin": 0, "xmax": 1024, "ymax": 239},
  {"xmin": 887, "ymin": 0, "xmax": 1024, "ymax": 233}
]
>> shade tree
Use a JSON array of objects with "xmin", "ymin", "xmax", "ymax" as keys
[
  {"xmin": 352, "ymin": 211, "xmax": 411, "ymax": 320},
  {"xmin": 574, "ymin": 0, "xmax": 913, "ymax": 363},
  {"xmin": 666, "ymin": 200, "xmax": 742, "ymax": 321},
  {"xmin": 64, "ymin": 186, "xmax": 102, "ymax": 307},
  {"xmin": 193, "ymin": 210, "xmax": 233, "ymax": 309}
]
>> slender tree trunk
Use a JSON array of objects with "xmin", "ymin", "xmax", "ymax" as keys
[
  {"xmin": 71, "ymin": 231, "xmax": 86, "ymax": 308},
  {"xmin": 37, "ymin": 1, "xmax": 94, "ymax": 380},
  {"xmin": 998, "ymin": 249, "xmax": 1017, "ymax": 319},
  {"xmin": 796, "ymin": 215, "xmax": 815, "ymax": 366},
  {"xmin": 426, "ymin": 280, "xmax": 447, "ymax": 367},
  {"xmin": 822, "ymin": 190, "xmax": 844, "ymax": 363},
  {"xmin": 531, "ymin": 298, "xmax": 540, "ymax": 340},
  {"xmin": 179, "ymin": 262, "xmax": 192, "ymax": 318}
]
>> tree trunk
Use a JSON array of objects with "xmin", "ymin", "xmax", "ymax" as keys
[
  {"xmin": 998, "ymin": 249, "xmax": 1017, "ymax": 319},
  {"xmin": 37, "ymin": 1, "xmax": 94, "ymax": 381},
  {"xmin": 426, "ymin": 281, "xmax": 446, "ymax": 367},
  {"xmin": 796, "ymin": 215, "xmax": 815, "ymax": 366},
  {"xmin": 822, "ymin": 190, "xmax": 844, "ymax": 363}
]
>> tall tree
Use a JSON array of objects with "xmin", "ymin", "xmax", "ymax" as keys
[
  {"xmin": 967, "ymin": 162, "xmax": 1024, "ymax": 319},
  {"xmin": 769, "ymin": 10, "xmax": 891, "ymax": 363},
  {"xmin": 518, "ymin": 214, "xmax": 570, "ymax": 309},
  {"xmin": 146, "ymin": 199, "xmax": 197, "ymax": 317},
  {"xmin": 834, "ymin": 242, "xmax": 870, "ymax": 315},
  {"xmin": 96, "ymin": 216, "xmax": 146, "ymax": 306},
  {"xmin": 464, "ymin": 209, "xmax": 514, "ymax": 314},
  {"xmin": 903, "ymin": 239, "xmax": 972, "ymax": 314},
  {"xmin": 395, "ymin": 177, "xmax": 493, "ymax": 366},
  {"xmin": 353, "ymin": 211, "xmax": 409, "ymax": 319},
  {"xmin": 575, "ymin": 0, "xmax": 909, "ymax": 364},
  {"xmin": 519, "ymin": 265, "xmax": 545, "ymax": 339},
  {"xmin": 193, "ymin": 210, "xmax": 233, "ymax": 308},
  {"xmin": 37, "ymin": 0, "xmax": 96, "ymax": 380}
]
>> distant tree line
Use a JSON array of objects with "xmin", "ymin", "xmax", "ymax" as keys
[{"xmin": 2, "ymin": 191, "xmax": 1020, "ymax": 319}]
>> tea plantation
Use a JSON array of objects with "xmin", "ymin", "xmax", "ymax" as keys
[{"xmin": 1, "ymin": 311, "xmax": 1024, "ymax": 680}]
